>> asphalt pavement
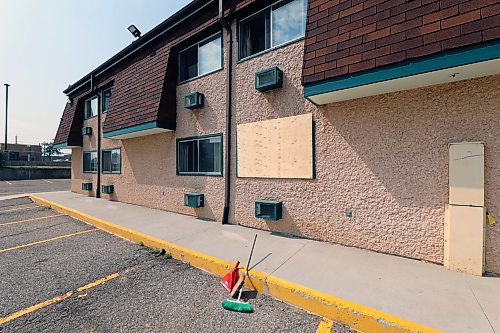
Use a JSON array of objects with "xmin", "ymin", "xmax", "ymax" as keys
[
  {"xmin": 0, "ymin": 197, "xmax": 354, "ymax": 333},
  {"xmin": 0, "ymin": 179, "xmax": 70, "ymax": 197}
]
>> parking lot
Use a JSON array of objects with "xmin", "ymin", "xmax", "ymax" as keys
[
  {"xmin": 0, "ymin": 179, "xmax": 70, "ymax": 197},
  {"xmin": 0, "ymin": 197, "xmax": 353, "ymax": 332}
]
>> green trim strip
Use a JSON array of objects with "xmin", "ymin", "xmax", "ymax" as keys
[
  {"xmin": 103, "ymin": 121, "xmax": 173, "ymax": 138},
  {"xmin": 54, "ymin": 141, "xmax": 81, "ymax": 149},
  {"xmin": 304, "ymin": 40, "xmax": 500, "ymax": 98}
]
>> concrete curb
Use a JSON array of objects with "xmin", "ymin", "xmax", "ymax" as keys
[{"xmin": 30, "ymin": 194, "xmax": 442, "ymax": 333}]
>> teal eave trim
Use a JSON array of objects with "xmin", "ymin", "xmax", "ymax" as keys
[
  {"xmin": 103, "ymin": 121, "xmax": 174, "ymax": 138},
  {"xmin": 54, "ymin": 141, "xmax": 81, "ymax": 149},
  {"xmin": 304, "ymin": 39, "xmax": 500, "ymax": 98}
]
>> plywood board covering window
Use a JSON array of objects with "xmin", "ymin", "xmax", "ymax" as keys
[{"xmin": 237, "ymin": 113, "xmax": 313, "ymax": 179}]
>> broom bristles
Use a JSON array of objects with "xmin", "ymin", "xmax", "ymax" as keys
[{"xmin": 222, "ymin": 299, "xmax": 254, "ymax": 313}]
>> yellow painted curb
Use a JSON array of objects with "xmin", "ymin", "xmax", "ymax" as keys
[{"xmin": 29, "ymin": 194, "xmax": 442, "ymax": 333}]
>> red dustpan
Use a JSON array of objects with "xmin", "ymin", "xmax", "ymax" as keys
[{"xmin": 220, "ymin": 261, "xmax": 240, "ymax": 292}]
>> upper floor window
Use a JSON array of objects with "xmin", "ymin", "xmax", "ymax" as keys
[
  {"xmin": 178, "ymin": 33, "xmax": 222, "ymax": 83},
  {"xmin": 239, "ymin": 0, "xmax": 307, "ymax": 60},
  {"xmin": 84, "ymin": 96, "xmax": 98, "ymax": 119},
  {"xmin": 102, "ymin": 88, "xmax": 112, "ymax": 113}
]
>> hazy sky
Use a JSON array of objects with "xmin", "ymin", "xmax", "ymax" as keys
[{"xmin": 0, "ymin": 0, "xmax": 190, "ymax": 146}]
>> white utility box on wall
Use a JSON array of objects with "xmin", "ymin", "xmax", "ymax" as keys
[{"xmin": 445, "ymin": 142, "xmax": 485, "ymax": 276}]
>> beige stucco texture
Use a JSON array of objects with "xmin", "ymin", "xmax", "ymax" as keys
[{"xmin": 70, "ymin": 34, "xmax": 500, "ymax": 274}]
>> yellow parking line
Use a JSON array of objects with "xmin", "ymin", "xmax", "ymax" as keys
[
  {"xmin": 316, "ymin": 318, "xmax": 333, "ymax": 333},
  {"xmin": 0, "ymin": 271, "xmax": 121, "ymax": 325},
  {"xmin": 0, "ymin": 205, "xmax": 39, "ymax": 213},
  {"xmin": 0, "ymin": 214, "xmax": 65, "ymax": 227},
  {"xmin": 4, "ymin": 181, "xmax": 12, "ymax": 185},
  {"xmin": 0, "ymin": 229, "xmax": 98, "ymax": 253}
]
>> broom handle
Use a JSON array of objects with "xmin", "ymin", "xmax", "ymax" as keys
[
  {"xmin": 237, "ymin": 234, "xmax": 257, "ymax": 302},
  {"xmin": 246, "ymin": 234, "xmax": 257, "ymax": 275}
]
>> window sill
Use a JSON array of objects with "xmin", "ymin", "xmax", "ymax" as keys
[
  {"xmin": 178, "ymin": 67, "xmax": 224, "ymax": 86},
  {"xmin": 83, "ymin": 171, "xmax": 97, "ymax": 174},
  {"xmin": 102, "ymin": 171, "xmax": 121, "ymax": 174},
  {"xmin": 177, "ymin": 172, "xmax": 223, "ymax": 177},
  {"xmin": 237, "ymin": 37, "xmax": 305, "ymax": 64}
]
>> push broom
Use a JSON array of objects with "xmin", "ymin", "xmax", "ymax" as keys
[{"xmin": 222, "ymin": 234, "xmax": 257, "ymax": 313}]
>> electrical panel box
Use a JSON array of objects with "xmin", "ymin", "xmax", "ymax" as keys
[
  {"xmin": 448, "ymin": 142, "xmax": 484, "ymax": 206},
  {"xmin": 444, "ymin": 204, "xmax": 486, "ymax": 275},
  {"xmin": 81, "ymin": 182, "xmax": 92, "ymax": 191},
  {"xmin": 255, "ymin": 67, "xmax": 283, "ymax": 92},
  {"xmin": 255, "ymin": 200, "xmax": 282, "ymax": 221},
  {"xmin": 184, "ymin": 193, "xmax": 204, "ymax": 208},
  {"xmin": 101, "ymin": 184, "xmax": 114, "ymax": 194},
  {"xmin": 184, "ymin": 92, "xmax": 204, "ymax": 110},
  {"xmin": 82, "ymin": 127, "xmax": 93, "ymax": 136}
]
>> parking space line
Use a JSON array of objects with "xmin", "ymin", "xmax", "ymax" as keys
[
  {"xmin": 3, "ymin": 181, "xmax": 12, "ymax": 185},
  {"xmin": 316, "ymin": 318, "xmax": 333, "ymax": 333},
  {"xmin": 0, "ymin": 229, "xmax": 98, "ymax": 253},
  {"xmin": 43, "ymin": 180, "xmax": 54, "ymax": 184},
  {"xmin": 0, "ymin": 271, "xmax": 121, "ymax": 325},
  {"xmin": 0, "ymin": 205, "xmax": 39, "ymax": 213},
  {"xmin": 0, "ymin": 214, "xmax": 65, "ymax": 227}
]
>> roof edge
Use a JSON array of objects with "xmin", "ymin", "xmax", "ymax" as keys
[{"xmin": 63, "ymin": 0, "xmax": 214, "ymax": 96}]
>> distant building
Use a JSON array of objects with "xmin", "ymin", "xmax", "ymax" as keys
[{"xmin": 0, "ymin": 143, "xmax": 42, "ymax": 161}]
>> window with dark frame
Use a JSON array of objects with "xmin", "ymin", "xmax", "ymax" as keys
[
  {"xmin": 239, "ymin": 0, "xmax": 307, "ymax": 60},
  {"xmin": 177, "ymin": 134, "xmax": 222, "ymax": 175},
  {"xmin": 178, "ymin": 33, "xmax": 222, "ymax": 83},
  {"xmin": 84, "ymin": 96, "xmax": 98, "ymax": 119},
  {"xmin": 102, "ymin": 88, "xmax": 112, "ymax": 113},
  {"xmin": 102, "ymin": 148, "xmax": 121, "ymax": 174},
  {"xmin": 83, "ymin": 151, "xmax": 98, "ymax": 172}
]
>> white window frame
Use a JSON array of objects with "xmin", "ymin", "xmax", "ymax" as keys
[
  {"xmin": 84, "ymin": 95, "xmax": 99, "ymax": 119},
  {"xmin": 178, "ymin": 32, "xmax": 223, "ymax": 84}
]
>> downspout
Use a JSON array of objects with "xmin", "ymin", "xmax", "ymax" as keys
[
  {"xmin": 219, "ymin": 0, "xmax": 232, "ymax": 225},
  {"xmin": 90, "ymin": 73, "xmax": 102, "ymax": 198}
]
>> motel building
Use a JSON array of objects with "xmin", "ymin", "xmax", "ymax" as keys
[{"xmin": 54, "ymin": 0, "xmax": 500, "ymax": 276}]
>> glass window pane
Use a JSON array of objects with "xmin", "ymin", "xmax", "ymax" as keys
[
  {"xmin": 272, "ymin": 0, "xmax": 306, "ymax": 47},
  {"xmin": 102, "ymin": 150, "xmax": 111, "ymax": 172},
  {"xmin": 199, "ymin": 136, "xmax": 221, "ymax": 173},
  {"xmin": 90, "ymin": 96, "xmax": 98, "ymax": 117},
  {"xmin": 199, "ymin": 35, "xmax": 222, "ymax": 75},
  {"xmin": 102, "ymin": 89, "xmax": 112, "ymax": 113},
  {"xmin": 178, "ymin": 140, "xmax": 197, "ymax": 173},
  {"xmin": 239, "ymin": 11, "xmax": 270, "ymax": 59},
  {"xmin": 91, "ymin": 152, "xmax": 98, "ymax": 172},
  {"xmin": 83, "ymin": 152, "xmax": 90, "ymax": 172},
  {"xmin": 111, "ymin": 149, "xmax": 120, "ymax": 173},
  {"xmin": 179, "ymin": 45, "xmax": 198, "ymax": 82}
]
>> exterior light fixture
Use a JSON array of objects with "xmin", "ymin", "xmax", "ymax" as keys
[{"xmin": 128, "ymin": 25, "xmax": 141, "ymax": 38}]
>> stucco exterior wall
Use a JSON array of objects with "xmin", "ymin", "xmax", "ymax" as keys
[
  {"xmin": 69, "ymin": 29, "xmax": 500, "ymax": 274},
  {"xmin": 73, "ymin": 38, "xmax": 228, "ymax": 222},
  {"xmin": 230, "ymin": 40, "xmax": 500, "ymax": 274}
]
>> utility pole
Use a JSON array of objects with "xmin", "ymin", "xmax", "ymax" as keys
[{"xmin": 4, "ymin": 83, "xmax": 10, "ymax": 151}]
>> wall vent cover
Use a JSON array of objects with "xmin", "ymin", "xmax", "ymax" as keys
[
  {"xmin": 255, "ymin": 200, "xmax": 282, "ymax": 221},
  {"xmin": 184, "ymin": 92, "xmax": 204, "ymax": 110},
  {"xmin": 102, "ymin": 184, "xmax": 114, "ymax": 194},
  {"xmin": 184, "ymin": 193, "xmax": 204, "ymax": 208},
  {"xmin": 255, "ymin": 67, "xmax": 283, "ymax": 92},
  {"xmin": 82, "ymin": 127, "xmax": 93, "ymax": 136},
  {"xmin": 81, "ymin": 182, "xmax": 92, "ymax": 191}
]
